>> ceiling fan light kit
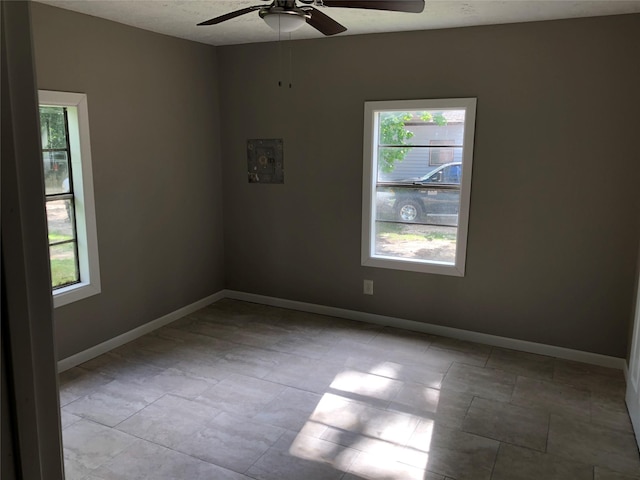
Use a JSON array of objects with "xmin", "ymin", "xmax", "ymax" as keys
[
  {"xmin": 197, "ymin": 0, "xmax": 425, "ymax": 36},
  {"xmin": 260, "ymin": 8, "xmax": 310, "ymax": 33}
]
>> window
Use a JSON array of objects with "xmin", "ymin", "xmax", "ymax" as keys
[
  {"xmin": 362, "ymin": 98, "xmax": 476, "ymax": 276},
  {"xmin": 39, "ymin": 90, "xmax": 100, "ymax": 307},
  {"xmin": 429, "ymin": 139, "xmax": 455, "ymax": 166}
]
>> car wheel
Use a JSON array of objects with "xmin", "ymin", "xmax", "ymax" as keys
[{"xmin": 396, "ymin": 199, "xmax": 421, "ymax": 222}]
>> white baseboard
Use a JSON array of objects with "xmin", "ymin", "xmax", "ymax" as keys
[
  {"xmin": 58, "ymin": 288, "xmax": 626, "ymax": 373},
  {"xmin": 224, "ymin": 289, "xmax": 627, "ymax": 370},
  {"xmin": 57, "ymin": 291, "xmax": 226, "ymax": 372}
]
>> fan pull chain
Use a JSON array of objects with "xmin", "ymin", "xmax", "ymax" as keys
[
  {"xmin": 278, "ymin": 14, "xmax": 282, "ymax": 87},
  {"xmin": 288, "ymin": 32, "xmax": 293, "ymax": 88}
]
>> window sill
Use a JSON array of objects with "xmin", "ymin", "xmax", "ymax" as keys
[
  {"xmin": 362, "ymin": 255, "xmax": 465, "ymax": 277},
  {"xmin": 53, "ymin": 281, "xmax": 100, "ymax": 308}
]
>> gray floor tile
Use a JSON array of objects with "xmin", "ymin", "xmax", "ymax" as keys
[
  {"xmin": 403, "ymin": 423, "xmax": 499, "ymax": 480},
  {"xmin": 63, "ymin": 379, "xmax": 165, "ymax": 427},
  {"xmin": 115, "ymin": 393, "xmax": 220, "ymax": 446},
  {"xmin": 592, "ymin": 400, "xmax": 634, "ymax": 433},
  {"xmin": 186, "ymin": 319, "xmax": 288, "ymax": 348},
  {"xmin": 462, "ymin": 397, "xmax": 549, "ymax": 451},
  {"xmin": 510, "ymin": 376, "xmax": 591, "ymax": 417},
  {"xmin": 317, "ymin": 323, "xmax": 383, "ymax": 346},
  {"xmin": 216, "ymin": 345, "xmax": 296, "ymax": 378},
  {"xmin": 78, "ymin": 353, "xmax": 164, "ymax": 383},
  {"xmin": 345, "ymin": 451, "xmax": 430, "ymax": 480},
  {"xmin": 106, "ymin": 337, "xmax": 195, "ymax": 369},
  {"xmin": 63, "ymin": 419, "xmax": 138, "ymax": 478},
  {"xmin": 329, "ymin": 368, "xmax": 404, "ymax": 405},
  {"xmin": 441, "ymin": 363, "xmax": 516, "ymax": 402},
  {"xmin": 89, "ymin": 439, "xmax": 252, "ymax": 479},
  {"xmin": 272, "ymin": 310, "xmax": 330, "ymax": 336},
  {"xmin": 547, "ymin": 414, "xmax": 640, "ymax": 476},
  {"xmin": 169, "ymin": 356, "xmax": 236, "ymax": 383},
  {"xmin": 153, "ymin": 325, "xmax": 238, "ymax": 349},
  {"xmin": 554, "ymin": 359, "xmax": 626, "ymax": 393},
  {"xmin": 253, "ymin": 387, "xmax": 323, "ymax": 430},
  {"xmin": 426, "ymin": 336, "xmax": 492, "ymax": 367},
  {"xmin": 387, "ymin": 384, "xmax": 473, "ymax": 429},
  {"xmin": 344, "ymin": 472, "xmax": 447, "ymax": 480},
  {"xmin": 491, "ymin": 443, "xmax": 593, "ymax": 480},
  {"xmin": 246, "ymin": 430, "xmax": 357, "ymax": 480},
  {"xmin": 195, "ymin": 373, "xmax": 287, "ymax": 416},
  {"xmin": 344, "ymin": 359, "xmax": 445, "ymax": 389},
  {"xmin": 170, "ymin": 412, "xmax": 286, "ymax": 472},
  {"xmin": 486, "ymin": 347, "xmax": 554, "ymax": 380},
  {"xmin": 58, "ymin": 300, "xmax": 633, "ymax": 480},
  {"xmin": 262, "ymin": 354, "xmax": 343, "ymax": 394},
  {"xmin": 322, "ymin": 340, "xmax": 390, "ymax": 365},
  {"xmin": 61, "ymin": 410, "xmax": 83, "ymax": 429},
  {"xmin": 591, "ymin": 388, "xmax": 635, "ymax": 433},
  {"xmin": 59, "ymin": 367, "xmax": 114, "ymax": 406},
  {"xmin": 267, "ymin": 333, "xmax": 335, "ymax": 359},
  {"xmin": 370, "ymin": 327, "xmax": 433, "ymax": 351},
  {"xmin": 140, "ymin": 367, "xmax": 216, "ymax": 399},
  {"xmin": 365, "ymin": 328, "xmax": 433, "ymax": 364},
  {"xmin": 312, "ymin": 393, "xmax": 421, "ymax": 450},
  {"xmin": 595, "ymin": 467, "xmax": 640, "ymax": 480}
]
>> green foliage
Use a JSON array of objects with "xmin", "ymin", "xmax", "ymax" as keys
[
  {"xmin": 378, "ymin": 111, "xmax": 448, "ymax": 173},
  {"xmin": 50, "ymin": 258, "xmax": 78, "ymax": 288},
  {"xmin": 379, "ymin": 112, "xmax": 414, "ymax": 173},
  {"xmin": 49, "ymin": 241, "xmax": 78, "ymax": 288},
  {"xmin": 376, "ymin": 222, "xmax": 457, "ymax": 242},
  {"xmin": 48, "ymin": 232, "xmax": 73, "ymax": 243},
  {"xmin": 40, "ymin": 106, "xmax": 67, "ymax": 149}
]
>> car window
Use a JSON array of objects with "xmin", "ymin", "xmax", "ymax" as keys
[
  {"xmin": 443, "ymin": 164, "xmax": 461, "ymax": 184},
  {"xmin": 426, "ymin": 171, "xmax": 443, "ymax": 183}
]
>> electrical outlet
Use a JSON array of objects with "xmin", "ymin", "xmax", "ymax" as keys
[{"xmin": 363, "ymin": 279, "xmax": 374, "ymax": 295}]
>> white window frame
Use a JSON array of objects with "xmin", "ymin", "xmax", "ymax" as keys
[
  {"xmin": 39, "ymin": 90, "xmax": 101, "ymax": 307},
  {"xmin": 361, "ymin": 98, "xmax": 476, "ymax": 276}
]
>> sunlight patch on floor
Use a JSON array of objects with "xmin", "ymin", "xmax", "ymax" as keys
[
  {"xmin": 290, "ymin": 365, "xmax": 439, "ymax": 479},
  {"xmin": 330, "ymin": 370, "xmax": 401, "ymax": 402}
]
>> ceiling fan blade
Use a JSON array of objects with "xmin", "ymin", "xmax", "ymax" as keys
[
  {"xmin": 306, "ymin": 7, "xmax": 347, "ymax": 36},
  {"xmin": 197, "ymin": 5, "xmax": 263, "ymax": 26},
  {"xmin": 321, "ymin": 0, "xmax": 425, "ymax": 13}
]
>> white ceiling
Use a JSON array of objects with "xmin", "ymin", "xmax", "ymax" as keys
[{"xmin": 37, "ymin": 0, "xmax": 640, "ymax": 46}]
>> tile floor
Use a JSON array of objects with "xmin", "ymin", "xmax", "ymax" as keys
[{"xmin": 59, "ymin": 299, "xmax": 640, "ymax": 480}]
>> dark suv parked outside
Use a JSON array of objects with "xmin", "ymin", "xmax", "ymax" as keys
[{"xmin": 379, "ymin": 162, "xmax": 462, "ymax": 224}]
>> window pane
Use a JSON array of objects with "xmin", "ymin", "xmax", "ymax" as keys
[
  {"xmin": 375, "ymin": 187, "xmax": 460, "ymax": 226},
  {"xmin": 46, "ymin": 199, "xmax": 76, "ymax": 244},
  {"xmin": 363, "ymin": 98, "xmax": 475, "ymax": 275},
  {"xmin": 378, "ymin": 110, "xmax": 466, "ymax": 147},
  {"xmin": 50, "ymin": 243, "xmax": 79, "ymax": 288},
  {"xmin": 377, "ymin": 147, "xmax": 464, "ymax": 182},
  {"xmin": 374, "ymin": 221, "xmax": 457, "ymax": 264},
  {"xmin": 43, "ymin": 150, "xmax": 71, "ymax": 195},
  {"xmin": 429, "ymin": 141, "xmax": 456, "ymax": 166},
  {"xmin": 40, "ymin": 106, "xmax": 67, "ymax": 149}
]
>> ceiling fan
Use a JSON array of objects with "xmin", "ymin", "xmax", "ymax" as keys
[{"xmin": 197, "ymin": 0, "xmax": 426, "ymax": 36}]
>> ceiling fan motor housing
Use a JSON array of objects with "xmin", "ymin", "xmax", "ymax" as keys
[
  {"xmin": 198, "ymin": 0, "xmax": 425, "ymax": 35},
  {"xmin": 259, "ymin": 5, "xmax": 311, "ymax": 32}
]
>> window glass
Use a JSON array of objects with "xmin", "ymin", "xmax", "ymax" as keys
[
  {"xmin": 39, "ymin": 90, "xmax": 101, "ymax": 307},
  {"xmin": 40, "ymin": 106, "xmax": 80, "ymax": 289},
  {"xmin": 362, "ymin": 99, "xmax": 476, "ymax": 276}
]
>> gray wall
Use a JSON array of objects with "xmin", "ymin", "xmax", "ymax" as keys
[
  {"xmin": 31, "ymin": 3, "xmax": 225, "ymax": 359},
  {"xmin": 218, "ymin": 15, "xmax": 640, "ymax": 358}
]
